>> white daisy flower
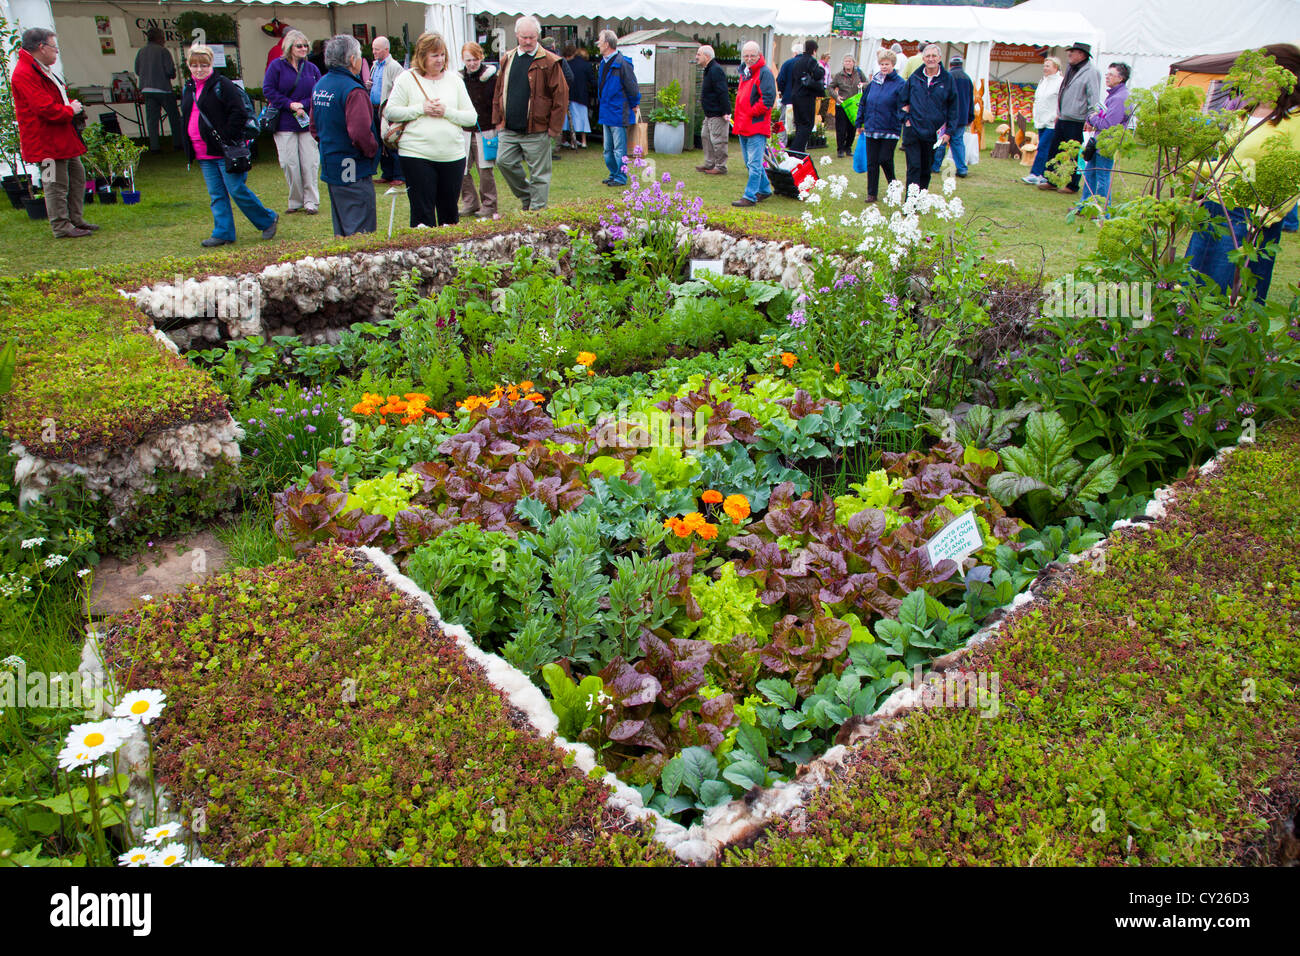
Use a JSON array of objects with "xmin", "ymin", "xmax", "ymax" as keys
[
  {"xmin": 143, "ymin": 822, "xmax": 185, "ymax": 845},
  {"xmin": 62, "ymin": 718, "xmax": 130, "ymax": 763},
  {"xmin": 184, "ymin": 857, "xmax": 225, "ymax": 867},
  {"xmin": 118, "ymin": 846, "xmax": 157, "ymax": 867},
  {"xmin": 114, "ymin": 689, "xmax": 167, "ymax": 725},
  {"xmin": 152, "ymin": 843, "xmax": 187, "ymax": 867}
]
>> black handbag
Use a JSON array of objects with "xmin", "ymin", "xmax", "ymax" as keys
[{"xmin": 197, "ymin": 85, "xmax": 252, "ymax": 175}]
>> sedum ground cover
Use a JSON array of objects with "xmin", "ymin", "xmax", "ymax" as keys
[
  {"xmin": 728, "ymin": 421, "xmax": 1300, "ymax": 866},
  {"xmin": 103, "ymin": 545, "xmax": 670, "ymax": 867}
]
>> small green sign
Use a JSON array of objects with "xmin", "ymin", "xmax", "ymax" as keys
[{"xmin": 831, "ymin": 2, "xmax": 866, "ymax": 35}]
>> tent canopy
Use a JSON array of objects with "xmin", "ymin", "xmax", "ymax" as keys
[
  {"xmin": 857, "ymin": 4, "xmax": 1102, "ymax": 49},
  {"xmin": 466, "ymin": 0, "xmax": 832, "ymax": 34},
  {"xmin": 1015, "ymin": 0, "xmax": 1300, "ymax": 58}
]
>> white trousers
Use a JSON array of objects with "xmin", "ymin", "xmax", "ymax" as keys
[{"xmin": 273, "ymin": 129, "xmax": 320, "ymax": 211}]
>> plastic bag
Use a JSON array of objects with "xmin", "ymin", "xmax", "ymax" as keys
[
  {"xmin": 853, "ymin": 130, "xmax": 869, "ymax": 174},
  {"xmin": 840, "ymin": 92, "xmax": 861, "ymax": 125}
]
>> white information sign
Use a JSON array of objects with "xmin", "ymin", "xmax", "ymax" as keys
[
  {"xmin": 690, "ymin": 259, "xmax": 724, "ymax": 277},
  {"xmin": 631, "ymin": 45, "xmax": 656, "ymax": 85},
  {"xmin": 926, "ymin": 509, "xmax": 983, "ymax": 572},
  {"xmin": 209, "ymin": 44, "xmax": 227, "ymax": 68}
]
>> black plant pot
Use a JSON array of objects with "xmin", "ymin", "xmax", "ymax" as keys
[
  {"xmin": 3, "ymin": 183, "xmax": 24, "ymax": 210},
  {"xmin": 111, "ymin": 175, "xmax": 130, "ymax": 190},
  {"xmin": 23, "ymin": 196, "xmax": 48, "ymax": 220},
  {"xmin": 97, "ymin": 187, "xmax": 118, "ymax": 205},
  {"xmin": 84, "ymin": 185, "xmax": 95, "ymax": 204}
]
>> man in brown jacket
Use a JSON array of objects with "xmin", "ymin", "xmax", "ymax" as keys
[{"xmin": 491, "ymin": 15, "xmax": 567, "ymax": 211}]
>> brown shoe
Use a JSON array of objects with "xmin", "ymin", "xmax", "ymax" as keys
[
  {"xmin": 57, "ymin": 228, "xmax": 93, "ymax": 238},
  {"xmin": 864, "ymin": 195, "xmax": 877, "ymax": 203},
  {"xmin": 1056, "ymin": 186, "xmax": 1079, "ymax": 195},
  {"xmin": 286, "ymin": 207, "xmax": 302, "ymax": 214},
  {"xmin": 74, "ymin": 222, "xmax": 101, "ymax": 231},
  {"xmin": 303, "ymin": 208, "xmax": 319, "ymax": 215},
  {"xmin": 695, "ymin": 164, "xmax": 713, "ymax": 172},
  {"xmin": 1037, "ymin": 181, "xmax": 1056, "ymax": 191},
  {"xmin": 705, "ymin": 167, "xmax": 726, "ymax": 175},
  {"xmin": 755, "ymin": 192, "xmax": 772, "ymax": 203},
  {"xmin": 731, "ymin": 198, "xmax": 756, "ymax": 207}
]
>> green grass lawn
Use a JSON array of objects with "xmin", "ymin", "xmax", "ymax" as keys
[{"xmin": 1, "ymin": 133, "xmax": 1296, "ymax": 300}]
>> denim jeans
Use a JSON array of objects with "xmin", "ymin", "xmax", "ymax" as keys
[
  {"xmin": 198, "ymin": 159, "xmax": 276, "ymax": 241},
  {"xmin": 603, "ymin": 124, "xmax": 628, "ymax": 184},
  {"xmin": 931, "ymin": 124, "xmax": 968, "ymax": 173},
  {"xmin": 1185, "ymin": 200, "xmax": 1286, "ymax": 304},
  {"xmin": 1030, "ymin": 127, "xmax": 1055, "ymax": 178},
  {"xmin": 1081, "ymin": 152, "xmax": 1116, "ymax": 211},
  {"xmin": 1284, "ymin": 203, "xmax": 1299, "ymax": 233},
  {"xmin": 739, "ymin": 134, "xmax": 771, "ymax": 202}
]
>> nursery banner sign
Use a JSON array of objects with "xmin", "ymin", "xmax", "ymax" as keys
[
  {"xmin": 832, "ymin": 3, "xmax": 866, "ymax": 36},
  {"xmin": 926, "ymin": 509, "xmax": 983, "ymax": 571}
]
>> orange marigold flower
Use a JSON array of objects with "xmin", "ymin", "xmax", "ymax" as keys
[
  {"xmin": 681, "ymin": 511, "xmax": 708, "ymax": 531},
  {"xmin": 404, "ymin": 392, "xmax": 431, "ymax": 403},
  {"xmin": 696, "ymin": 522, "xmax": 719, "ymax": 541},
  {"xmin": 576, "ymin": 351, "xmax": 597, "ymax": 367},
  {"xmin": 701, "ymin": 489, "xmax": 724, "ymax": 504},
  {"xmin": 669, "ymin": 519, "xmax": 692, "ymax": 538},
  {"xmin": 587, "ymin": 369, "xmax": 595, "ymax": 377},
  {"xmin": 433, "ymin": 410, "xmax": 450, "ymax": 420},
  {"xmin": 834, "ymin": 362, "xmax": 841, "ymax": 374},
  {"xmin": 781, "ymin": 352, "xmax": 797, "ymax": 369},
  {"xmin": 351, "ymin": 402, "xmax": 375, "ymax": 415},
  {"xmin": 524, "ymin": 392, "xmax": 545, "ymax": 402},
  {"xmin": 520, "ymin": 380, "xmax": 535, "ymax": 391},
  {"xmin": 723, "ymin": 494, "xmax": 751, "ymax": 524}
]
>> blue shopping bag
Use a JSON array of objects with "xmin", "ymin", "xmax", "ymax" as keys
[{"xmin": 853, "ymin": 130, "xmax": 868, "ymax": 174}]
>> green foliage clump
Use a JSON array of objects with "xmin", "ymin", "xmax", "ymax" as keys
[{"xmin": 104, "ymin": 545, "xmax": 671, "ymax": 866}]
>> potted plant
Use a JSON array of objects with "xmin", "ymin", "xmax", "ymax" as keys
[
  {"xmin": 648, "ymin": 80, "xmax": 688, "ymax": 155},
  {"xmin": 0, "ymin": 13, "xmax": 34, "ymax": 209},
  {"xmin": 22, "ymin": 186, "xmax": 47, "ymax": 220},
  {"xmin": 117, "ymin": 137, "xmax": 145, "ymax": 204},
  {"xmin": 80, "ymin": 124, "xmax": 117, "ymax": 202}
]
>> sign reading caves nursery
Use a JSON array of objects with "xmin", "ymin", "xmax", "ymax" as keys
[{"xmin": 926, "ymin": 509, "xmax": 983, "ymax": 571}]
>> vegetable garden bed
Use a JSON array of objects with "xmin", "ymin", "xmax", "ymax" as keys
[{"xmin": 5, "ymin": 157, "xmax": 1299, "ymax": 867}]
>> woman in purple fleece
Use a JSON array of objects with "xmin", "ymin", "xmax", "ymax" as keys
[
  {"xmin": 1079, "ymin": 62, "xmax": 1131, "ymax": 213},
  {"xmin": 263, "ymin": 29, "xmax": 322, "ymax": 214}
]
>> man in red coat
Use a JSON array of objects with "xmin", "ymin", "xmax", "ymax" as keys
[{"xmin": 11, "ymin": 28, "xmax": 97, "ymax": 237}]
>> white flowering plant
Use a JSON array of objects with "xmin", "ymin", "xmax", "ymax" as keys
[{"xmin": 781, "ymin": 177, "xmax": 988, "ymax": 416}]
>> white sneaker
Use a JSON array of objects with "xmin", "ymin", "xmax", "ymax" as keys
[{"xmin": 1021, "ymin": 174, "xmax": 1041, "ymax": 185}]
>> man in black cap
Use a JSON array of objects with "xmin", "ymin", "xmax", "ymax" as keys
[
  {"xmin": 931, "ymin": 54, "xmax": 974, "ymax": 176},
  {"xmin": 1039, "ymin": 41, "xmax": 1101, "ymax": 194}
]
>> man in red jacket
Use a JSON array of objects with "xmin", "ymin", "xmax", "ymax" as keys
[
  {"xmin": 11, "ymin": 28, "xmax": 97, "ymax": 238},
  {"xmin": 731, "ymin": 42, "xmax": 776, "ymax": 207}
]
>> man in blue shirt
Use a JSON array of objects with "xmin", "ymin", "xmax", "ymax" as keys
[
  {"xmin": 930, "ymin": 55, "xmax": 974, "ymax": 177},
  {"xmin": 369, "ymin": 35, "xmax": 405, "ymax": 184},
  {"xmin": 596, "ymin": 29, "xmax": 640, "ymax": 186}
]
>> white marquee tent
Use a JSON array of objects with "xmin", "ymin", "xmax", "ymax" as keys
[
  {"xmin": 846, "ymin": 3, "xmax": 1102, "ymax": 115},
  {"xmin": 1015, "ymin": 0, "xmax": 1300, "ymax": 89}
]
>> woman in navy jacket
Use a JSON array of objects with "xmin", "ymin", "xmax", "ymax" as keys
[
  {"xmin": 899, "ymin": 44, "xmax": 958, "ymax": 192},
  {"xmin": 856, "ymin": 49, "xmax": 905, "ymax": 202}
]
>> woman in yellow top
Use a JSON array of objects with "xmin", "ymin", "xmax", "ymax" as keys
[
  {"xmin": 383, "ymin": 32, "xmax": 477, "ymax": 227},
  {"xmin": 1185, "ymin": 45, "xmax": 1300, "ymax": 303}
]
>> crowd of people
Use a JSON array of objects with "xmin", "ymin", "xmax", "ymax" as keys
[{"xmin": 7, "ymin": 22, "xmax": 1297, "ymax": 295}]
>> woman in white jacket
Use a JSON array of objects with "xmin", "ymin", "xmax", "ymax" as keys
[
  {"xmin": 1022, "ymin": 57, "xmax": 1063, "ymax": 185},
  {"xmin": 384, "ymin": 31, "xmax": 477, "ymax": 227}
]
